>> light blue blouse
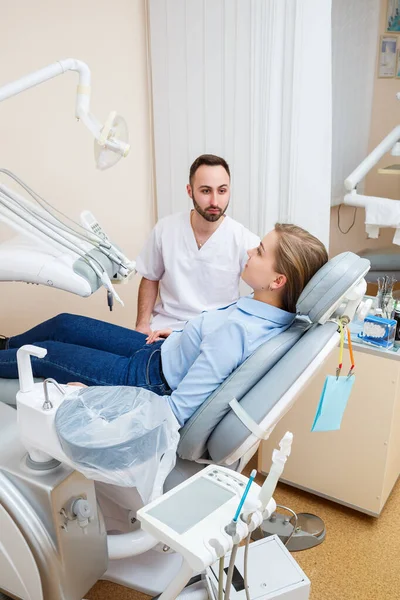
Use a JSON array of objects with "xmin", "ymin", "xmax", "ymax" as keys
[{"xmin": 161, "ymin": 298, "xmax": 295, "ymax": 426}]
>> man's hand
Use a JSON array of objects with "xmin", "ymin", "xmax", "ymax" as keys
[
  {"xmin": 68, "ymin": 382, "xmax": 88, "ymax": 388},
  {"xmin": 135, "ymin": 323, "xmax": 152, "ymax": 336},
  {"xmin": 136, "ymin": 278, "xmax": 159, "ymax": 336},
  {"xmin": 146, "ymin": 328, "xmax": 173, "ymax": 344}
]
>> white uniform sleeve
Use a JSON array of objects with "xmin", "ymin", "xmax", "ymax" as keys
[
  {"xmin": 240, "ymin": 228, "xmax": 261, "ymax": 270},
  {"xmin": 135, "ymin": 222, "xmax": 165, "ymax": 281}
]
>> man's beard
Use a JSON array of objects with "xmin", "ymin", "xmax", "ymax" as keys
[{"xmin": 192, "ymin": 195, "xmax": 229, "ymax": 222}]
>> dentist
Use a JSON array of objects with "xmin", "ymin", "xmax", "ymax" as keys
[{"xmin": 135, "ymin": 154, "xmax": 260, "ymax": 333}]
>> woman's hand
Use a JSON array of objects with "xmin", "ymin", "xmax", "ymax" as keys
[
  {"xmin": 67, "ymin": 382, "xmax": 88, "ymax": 388},
  {"xmin": 146, "ymin": 328, "xmax": 173, "ymax": 344}
]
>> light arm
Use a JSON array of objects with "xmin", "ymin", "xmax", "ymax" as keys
[
  {"xmin": 0, "ymin": 59, "xmax": 129, "ymax": 156},
  {"xmin": 344, "ymin": 124, "xmax": 400, "ymax": 192},
  {"xmin": 0, "ymin": 59, "xmax": 88, "ymax": 110}
]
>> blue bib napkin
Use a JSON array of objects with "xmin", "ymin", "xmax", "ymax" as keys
[{"xmin": 311, "ymin": 375, "xmax": 355, "ymax": 432}]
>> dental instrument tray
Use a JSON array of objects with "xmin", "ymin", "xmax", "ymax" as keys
[{"xmin": 358, "ymin": 314, "xmax": 397, "ymax": 349}]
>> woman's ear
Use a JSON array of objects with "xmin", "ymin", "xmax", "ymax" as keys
[{"xmin": 271, "ymin": 274, "xmax": 287, "ymax": 290}]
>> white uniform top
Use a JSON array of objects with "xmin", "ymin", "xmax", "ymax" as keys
[{"xmin": 135, "ymin": 212, "xmax": 260, "ymax": 329}]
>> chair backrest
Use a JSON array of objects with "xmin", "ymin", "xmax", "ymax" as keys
[{"xmin": 177, "ymin": 251, "xmax": 370, "ymax": 463}]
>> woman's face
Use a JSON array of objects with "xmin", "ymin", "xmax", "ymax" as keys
[{"xmin": 241, "ymin": 230, "xmax": 286, "ymax": 292}]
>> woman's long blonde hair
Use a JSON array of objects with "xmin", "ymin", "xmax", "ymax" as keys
[{"xmin": 273, "ymin": 223, "xmax": 328, "ymax": 313}]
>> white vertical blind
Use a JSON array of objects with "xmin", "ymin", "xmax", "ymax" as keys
[
  {"xmin": 149, "ymin": 0, "xmax": 332, "ymax": 247},
  {"xmin": 331, "ymin": 0, "xmax": 379, "ymax": 205}
]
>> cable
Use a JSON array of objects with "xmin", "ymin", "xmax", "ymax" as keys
[
  {"xmin": 218, "ymin": 556, "xmax": 224, "ymax": 600},
  {"xmin": 0, "ymin": 174, "xmax": 128, "ymax": 302},
  {"xmin": 0, "ymin": 169, "xmax": 106, "ymax": 245},
  {"xmin": 243, "ymin": 532, "xmax": 251, "ymax": 600},
  {"xmin": 224, "ymin": 544, "xmax": 238, "ymax": 600},
  {"xmin": 275, "ymin": 504, "xmax": 298, "ymax": 548},
  {"xmin": 346, "ymin": 326, "xmax": 355, "ymax": 377},
  {"xmin": 337, "ymin": 203, "xmax": 357, "ymax": 235},
  {"xmin": 0, "ymin": 170, "xmax": 131, "ymax": 267},
  {"xmin": 222, "ymin": 471, "xmax": 257, "ymax": 599},
  {"xmin": 0, "ymin": 192, "xmax": 90, "ymax": 259},
  {"xmin": 0, "ymin": 191, "xmax": 115, "ymax": 297},
  {"xmin": 0, "ymin": 187, "xmax": 105, "ymax": 269},
  {"xmin": 0, "ymin": 192, "xmax": 99, "ymax": 256}
]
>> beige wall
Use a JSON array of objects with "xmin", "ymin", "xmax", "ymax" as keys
[
  {"xmin": 0, "ymin": 0, "xmax": 154, "ymax": 336},
  {"xmin": 330, "ymin": 0, "xmax": 400, "ymax": 257}
]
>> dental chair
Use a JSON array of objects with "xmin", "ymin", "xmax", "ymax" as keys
[{"xmin": 0, "ymin": 252, "xmax": 370, "ymax": 600}]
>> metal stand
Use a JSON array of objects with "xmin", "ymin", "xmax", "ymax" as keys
[{"xmin": 252, "ymin": 511, "xmax": 326, "ymax": 552}]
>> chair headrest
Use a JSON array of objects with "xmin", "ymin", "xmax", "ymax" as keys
[{"xmin": 296, "ymin": 252, "xmax": 370, "ymax": 323}]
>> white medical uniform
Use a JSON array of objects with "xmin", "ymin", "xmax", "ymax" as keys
[{"xmin": 135, "ymin": 212, "xmax": 260, "ymax": 329}]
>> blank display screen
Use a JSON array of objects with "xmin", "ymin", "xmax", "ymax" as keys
[{"xmin": 147, "ymin": 476, "xmax": 235, "ymax": 534}]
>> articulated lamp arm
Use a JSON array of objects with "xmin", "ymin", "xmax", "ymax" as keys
[
  {"xmin": 344, "ymin": 124, "xmax": 400, "ymax": 192},
  {"xmin": 0, "ymin": 59, "xmax": 129, "ymax": 158},
  {"xmin": 345, "ymin": 92, "xmax": 400, "ymax": 192}
]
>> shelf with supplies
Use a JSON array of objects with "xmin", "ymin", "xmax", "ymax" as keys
[
  {"xmin": 259, "ymin": 303, "xmax": 400, "ymax": 516},
  {"xmin": 349, "ymin": 294, "xmax": 400, "ymax": 359}
]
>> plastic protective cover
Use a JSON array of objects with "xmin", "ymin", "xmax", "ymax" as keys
[{"xmin": 55, "ymin": 386, "xmax": 180, "ymax": 503}]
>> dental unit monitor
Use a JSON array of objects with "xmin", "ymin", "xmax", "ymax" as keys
[
  {"xmin": 138, "ymin": 466, "xmax": 258, "ymax": 572},
  {"xmin": 146, "ymin": 475, "xmax": 236, "ymax": 535},
  {"xmin": 138, "ymin": 464, "xmax": 310, "ymax": 599}
]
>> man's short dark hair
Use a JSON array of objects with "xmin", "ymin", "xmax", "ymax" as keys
[{"xmin": 189, "ymin": 154, "xmax": 230, "ymax": 185}]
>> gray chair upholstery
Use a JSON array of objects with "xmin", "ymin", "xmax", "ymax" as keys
[
  {"xmin": 297, "ymin": 252, "xmax": 370, "ymax": 322},
  {"xmin": 207, "ymin": 322, "xmax": 337, "ymax": 464},
  {"xmin": 178, "ymin": 319, "xmax": 310, "ymax": 461},
  {"xmin": 358, "ymin": 247, "xmax": 400, "ymax": 282},
  {"xmin": 177, "ymin": 251, "xmax": 370, "ymax": 464}
]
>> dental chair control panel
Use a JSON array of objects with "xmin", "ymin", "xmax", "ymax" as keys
[
  {"xmin": 138, "ymin": 465, "xmax": 264, "ymax": 572},
  {"xmin": 138, "ymin": 465, "xmax": 310, "ymax": 600}
]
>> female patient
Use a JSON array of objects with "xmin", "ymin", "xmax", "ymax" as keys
[{"xmin": 0, "ymin": 224, "xmax": 327, "ymax": 426}]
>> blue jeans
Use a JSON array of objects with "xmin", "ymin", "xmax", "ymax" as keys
[{"xmin": 0, "ymin": 313, "xmax": 171, "ymax": 394}]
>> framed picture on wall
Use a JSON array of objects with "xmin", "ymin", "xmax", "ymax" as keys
[
  {"xmin": 386, "ymin": 0, "xmax": 400, "ymax": 32},
  {"xmin": 378, "ymin": 35, "xmax": 397, "ymax": 77},
  {"xmin": 396, "ymin": 50, "xmax": 400, "ymax": 77}
]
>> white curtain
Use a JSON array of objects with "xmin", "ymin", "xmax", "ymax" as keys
[
  {"xmin": 331, "ymin": 0, "xmax": 379, "ymax": 205},
  {"xmin": 148, "ymin": 0, "xmax": 332, "ymax": 247}
]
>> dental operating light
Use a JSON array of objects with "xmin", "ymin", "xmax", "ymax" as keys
[{"xmin": 0, "ymin": 59, "xmax": 130, "ymax": 170}]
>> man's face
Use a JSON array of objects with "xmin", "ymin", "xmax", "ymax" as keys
[{"xmin": 187, "ymin": 165, "xmax": 230, "ymax": 222}]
